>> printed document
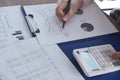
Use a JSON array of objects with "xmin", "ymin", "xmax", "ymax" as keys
[
  {"xmin": 0, "ymin": 6, "xmax": 31, "ymax": 49},
  {"xmin": 0, "ymin": 38, "xmax": 84, "ymax": 80},
  {"xmin": 24, "ymin": 2, "xmax": 118, "ymax": 45}
]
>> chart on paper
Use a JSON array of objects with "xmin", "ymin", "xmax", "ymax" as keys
[
  {"xmin": 0, "ymin": 6, "xmax": 32, "ymax": 49},
  {"xmin": 24, "ymin": 3, "xmax": 117, "ymax": 45},
  {"xmin": 37, "ymin": 8, "xmax": 63, "ymax": 32}
]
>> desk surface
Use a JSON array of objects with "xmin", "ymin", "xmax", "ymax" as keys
[
  {"xmin": 0, "ymin": 0, "xmax": 120, "ymax": 80},
  {"xmin": 58, "ymin": 32, "xmax": 120, "ymax": 80},
  {"xmin": 0, "ymin": 0, "xmax": 57, "ymax": 6}
]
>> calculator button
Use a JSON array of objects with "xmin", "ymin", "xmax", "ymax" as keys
[{"xmin": 88, "ymin": 44, "xmax": 120, "ymax": 69}]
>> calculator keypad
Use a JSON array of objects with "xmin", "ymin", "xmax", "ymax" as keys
[{"xmin": 88, "ymin": 44, "xmax": 120, "ymax": 69}]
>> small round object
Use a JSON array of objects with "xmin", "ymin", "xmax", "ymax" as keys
[
  {"xmin": 81, "ymin": 23, "xmax": 94, "ymax": 32},
  {"xmin": 75, "ymin": 9, "xmax": 83, "ymax": 15}
]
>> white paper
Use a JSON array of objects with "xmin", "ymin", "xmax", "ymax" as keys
[
  {"xmin": 95, "ymin": 0, "xmax": 120, "ymax": 9},
  {"xmin": 0, "ymin": 6, "xmax": 31, "ymax": 49},
  {"xmin": 0, "ymin": 38, "xmax": 84, "ymax": 80},
  {"xmin": 24, "ymin": 2, "xmax": 118, "ymax": 45}
]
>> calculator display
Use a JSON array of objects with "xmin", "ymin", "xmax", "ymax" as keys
[{"xmin": 79, "ymin": 51, "xmax": 100, "ymax": 71}]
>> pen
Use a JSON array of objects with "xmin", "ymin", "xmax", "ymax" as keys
[
  {"xmin": 62, "ymin": 0, "xmax": 71, "ymax": 29},
  {"xmin": 21, "ymin": 6, "xmax": 40, "ymax": 37}
]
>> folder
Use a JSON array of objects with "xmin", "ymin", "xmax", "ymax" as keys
[{"xmin": 58, "ymin": 32, "xmax": 120, "ymax": 80}]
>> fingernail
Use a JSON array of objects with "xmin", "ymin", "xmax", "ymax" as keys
[{"xmin": 63, "ymin": 17, "xmax": 67, "ymax": 21}]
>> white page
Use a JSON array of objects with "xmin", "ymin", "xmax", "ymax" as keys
[
  {"xmin": 0, "ymin": 38, "xmax": 84, "ymax": 80},
  {"xmin": 95, "ymin": 0, "xmax": 120, "ymax": 9},
  {"xmin": 0, "ymin": 14, "xmax": 9, "ymax": 49},
  {"xmin": 24, "ymin": 2, "xmax": 118, "ymax": 45},
  {"xmin": 0, "ymin": 6, "xmax": 31, "ymax": 49}
]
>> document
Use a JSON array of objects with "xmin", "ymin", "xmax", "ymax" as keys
[
  {"xmin": 0, "ymin": 38, "xmax": 84, "ymax": 80},
  {"xmin": 95, "ymin": 0, "xmax": 119, "ymax": 9},
  {"xmin": 0, "ymin": 6, "xmax": 31, "ymax": 49},
  {"xmin": 24, "ymin": 2, "xmax": 118, "ymax": 45}
]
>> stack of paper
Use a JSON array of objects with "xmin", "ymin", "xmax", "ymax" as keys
[
  {"xmin": 0, "ymin": 38, "xmax": 84, "ymax": 80},
  {"xmin": 0, "ymin": 1, "xmax": 118, "ymax": 80}
]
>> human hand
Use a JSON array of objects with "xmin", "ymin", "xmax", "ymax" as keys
[
  {"xmin": 109, "ymin": 52, "xmax": 120, "ymax": 59},
  {"xmin": 56, "ymin": 0, "xmax": 104, "ymax": 21},
  {"xmin": 56, "ymin": 0, "xmax": 83, "ymax": 21}
]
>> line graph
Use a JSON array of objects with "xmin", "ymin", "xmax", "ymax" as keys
[{"xmin": 36, "ymin": 8, "xmax": 63, "ymax": 33}]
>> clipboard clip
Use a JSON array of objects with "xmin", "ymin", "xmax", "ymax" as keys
[
  {"xmin": 26, "ymin": 14, "xmax": 40, "ymax": 35},
  {"xmin": 21, "ymin": 6, "xmax": 40, "ymax": 37}
]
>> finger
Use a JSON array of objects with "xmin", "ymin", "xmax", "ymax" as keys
[
  {"xmin": 56, "ymin": 8, "xmax": 64, "ymax": 19},
  {"xmin": 63, "ymin": 9, "xmax": 75, "ymax": 21},
  {"xmin": 109, "ymin": 52, "xmax": 120, "ymax": 58},
  {"xmin": 56, "ymin": 0, "xmax": 67, "ymax": 20},
  {"xmin": 56, "ymin": 11, "xmax": 63, "ymax": 21},
  {"xmin": 109, "ymin": 53, "xmax": 117, "ymax": 58}
]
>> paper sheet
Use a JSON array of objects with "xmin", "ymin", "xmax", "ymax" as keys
[
  {"xmin": 0, "ymin": 6, "xmax": 31, "ymax": 49},
  {"xmin": 0, "ymin": 38, "xmax": 84, "ymax": 80},
  {"xmin": 24, "ymin": 2, "xmax": 118, "ymax": 45},
  {"xmin": 95, "ymin": 0, "xmax": 120, "ymax": 9}
]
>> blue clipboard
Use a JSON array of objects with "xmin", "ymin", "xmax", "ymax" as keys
[{"xmin": 58, "ymin": 32, "xmax": 120, "ymax": 80}]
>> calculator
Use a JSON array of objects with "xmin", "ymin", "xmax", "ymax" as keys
[{"xmin": 73, "ymin": 44, "xmax": 120, "ymax": 77}]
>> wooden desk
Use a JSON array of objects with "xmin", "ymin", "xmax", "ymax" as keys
[
  {"xmin": 0, "ymin": 0, "xmax": 57, "ymax": 6},
  {"xmin": 0, "ymin": 0, "xmax": 120, "ymax": 31}
]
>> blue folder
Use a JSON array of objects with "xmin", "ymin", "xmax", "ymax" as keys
[{"xmin": 58, "ymin": 32, "xmax": 120, "ymax": 80}]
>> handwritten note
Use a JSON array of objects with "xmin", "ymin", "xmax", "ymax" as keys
[{"xmin": 37, "ymin": 8, "xmax": 63, "ymax": 32}]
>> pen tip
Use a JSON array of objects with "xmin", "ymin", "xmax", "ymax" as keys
[{"xmin": 62, "ymin": 21, "xmax": 66, "ymax": 29}]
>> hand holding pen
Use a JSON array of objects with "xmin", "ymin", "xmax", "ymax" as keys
[
  {"xmin": 56, "ymin": 0, "xmax": 83, "ymax": 28},
  {"xmin": 62, "ymin": 0, "xmax": 71, "ymax": 28}
]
